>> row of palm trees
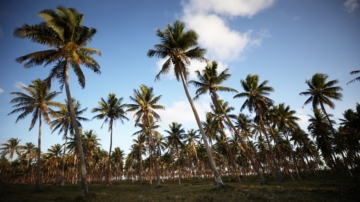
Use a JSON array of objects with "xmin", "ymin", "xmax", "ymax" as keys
[{"xmin": 4, "ymin": 6, "xmax": 359, "ymax": 196}]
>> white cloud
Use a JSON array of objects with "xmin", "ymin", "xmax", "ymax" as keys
[
  {"xmin": 158, "ymin": 96, "xmax": 212, "ymax": 126},
  {"xmin": 295, "ymin": 108, "xmax": 310, "ymax": 131},
  {"xmin": 181, "ymin": 0, "xmax": 274, "ymax": 62},
  {"xmin": 0, "ymin": 88, "xmax": 3, "ymax": 94},
  {"xmin": 344, "ymin": 0, "xmax": 359, "ymax": 13},
  {"xmin": 181, "ymin": 0, "xmax": 276, "ymax": 18},
  {"xmin": 15, "ymin": 81, "xmax": 26, "ymax": 89}
]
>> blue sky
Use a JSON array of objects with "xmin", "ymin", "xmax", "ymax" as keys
[{"xmin": 0, "ymin": 0, "xmax": 359, "ymax": 156}]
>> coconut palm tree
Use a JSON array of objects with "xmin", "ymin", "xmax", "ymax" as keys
[
  {"xmin": 51, "ymin": 98, "xmax": 88, "ymax": 186},
  {"xmin": 147, "ymin": 20, "xmax": 224, "ymax": 186},
  {"xmin": 45, "ymin": 144, "xmax": 62, "ymax": 183},
  {"xmin": 347, "ymin": 70, "xmax": 360, "ymax": 84},
  {"xmin": 300, "ymin": 73, "xmax": 351, "ymax": 175},
  {"xmin": 112, "ymin": 147, "xmax": 125, "ymax": 181},
  {"xmin": 14, "ymin": 6, "xmax": 101, "ymax": 195},
  {"xmin": 131, "ymin": 134, "xmax": 146, "ymax": 183},
  {"xmin": 18, "ymin": 142, "xmax": 37, "ymax": 170},
  {"xmin": 308, "ymin": 109, "xmax": 337, "ymax": 171},
  {"xmin": 83, "ymin": 130, "xmax": 101, "ymax": 182},
  {"xmin": 92, "ymin": 93, "xmax": 128, "ymax": 186},
  {"xmin": 127, "ymin": 84, "xmax": 165, "ymax": 185},
  {"xmin": 233, "ymin": 74, "xmax": 282, "ymax": 181},
  {"xmin": 165, "ymin": 122, "xmax": 185, "ymax": 184},
  {"xmin": 0, "ymin": 138, "xmax": 22, "ymax": 169},
  {"xmin": 8, "ymin": 79, "xmax": 62, "ymax": 191},
  {"xmin": 189, "ymin": 61, "xmax": 265, "ymax": 182}
]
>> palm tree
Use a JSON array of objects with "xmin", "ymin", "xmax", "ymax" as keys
[
  {"xmin": 18, "ymin": 142, "xmax": 37, "ymax": 170},
  {"xmin": 147, "ymin": 21, "xmax": 224, "ymax": 186},
  {"xmin": 92, "ymin": 93, "xmax": 128, "ymax": 186},
  {"xmin": 0, "ymin": 138, "xmax": 22, "ymax": 169},
  {"xmin": 233, "ymin": 74, "xmax": 282, "ymax": 181},
  {"xmin": 83, "ymin": 130, "xmax": 101, "ymax": 182},
  {"xmin": 14, "ymin": 6, "xmax": 101, "ymax": 195},
  {"xmin": 112, "ymin": 147, "xmax": 125, "ymax": 181},
  {"xmin": 189, "ymin": 61, "xmax": 265, "ymax": 183},
  {"xmin": 127, "ymin": 84, "xmax": 165, "ymax": 186},
  {"xmin": 130, "ymin": 134, "xmax": 146, "ymax": 183},
  {"xmin": 46, "ymin": 144, "xmax": 63, "ymax": 183},
  {"xmin": 308, "ymin": 109, "xmax": 337, "ymax": 170},
  {"xmin": 8, "ymin": 79, "xmax": 62, "ymax": 191},
  {"xmin": 51, "ymin": 98, "xmax": 88, "ymax": 186},
  {"xmin": 300, "ymin": 73, "xmax": 351, "ymax": 175},
  {"xmin": 347, "ymin": 70, "xmax": 360, "ymax": 84},
  {"xmin": 165, "ymin": 122, "xmax": 185, "ymax": 184}
]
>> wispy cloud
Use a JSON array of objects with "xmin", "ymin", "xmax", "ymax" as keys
[
  {"xmin": 181, "ymin": 0, "xmax": 275, "ymax": 62},
  {"xmin": 291, "ymin": 16, "xmax": 301, "ymax": 21},
  {"xmin": 158, "ymin": 96, "xmax": 212, "ymax": 126},
  {"xmin": 0, "ymin": 88, "xmax": 3, "ymax": 94},
  {"xmin": 344, "ymin": 0, "xmax": 359, "ymax": 13},
  {"xmin": 15, "ymin": 81, "xmax": 26, "ymax": 89}
]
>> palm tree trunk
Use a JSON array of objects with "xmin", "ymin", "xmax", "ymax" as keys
[
  {"xmin": 212, "ymin": 94, "xmax": 264, "ymax": 184},
  {"xmin": 106, "ymin": 124, "xmax": 113, "ymax": 186},
  {"xmin": 176, "ymin": 146, "xmax": 181, "ymax": 185},
  {"xmin": 61, "ymin": 133, "xmax": 67, "ymax": 186},
  {"xmin": 179, "ymin": 71, "xmax": 224, "ymax": 187},
  {"xmin": 64, "ymin": 64, "xmax": 88, "ymax": 196},
  {"xmin": 36, "ymin": 113, "xmax": 43, "ymax": 191}
]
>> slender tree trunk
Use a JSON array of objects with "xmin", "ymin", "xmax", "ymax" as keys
[
  {"xmin": 106, "ymin": 125, "xmax": 113, "ymax": 186},
  {"xmin": 64, "ymin": 64, "xmax": 88, "ymax": 196},
  {"xmin": 36, "ymin": 114, "xmax": 43, "ymax": 191},
  {"xmin": 176, "ymin": 146, "xmax": 181, "ymax": 184},
  {"xmin": 61, "ymin": 133, "xmax": 67, "ymax": 186},
  {"xmin": 179, "ymin": 71, "xmax": 225, "ymax": 187},
  {"xmin": 212, "ymin": 94, "xmax": 264, "ymax": 184}
]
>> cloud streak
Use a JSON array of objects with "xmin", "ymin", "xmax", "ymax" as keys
[
  {"xmin": 344, "ymin": 0, "xmax": 359, "ymax": 13},
  {"xmin": 0, "ymin": 88, "xmax": 3, "ymax": 94}
]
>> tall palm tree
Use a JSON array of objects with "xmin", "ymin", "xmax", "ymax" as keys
[
  {"xmin": 8, "ymin": 79, "xmax": 62, "ymax": 191},
  {"xmin": 189, "ymin": 61, "xmax": 264, "ymax": 183},
  {"xmin": 347, "ymin": 70, "xmax": 360, "ymax": 84},
  {"xmin": 127, "ymin": 84, "xmax": 164, "ymax": 186},
  {"xmin": 299, "ymin": 73, "xmax": 351, "ymax": 175},
  {"xmin": 51, "ymin": 98, "xmax": 88, "ymax": 186},
  {"xmin": 14, "ymin": 6, "xmax": 101, "ymax": 195},
  {"xmin": 165, "ymin": 122, "xmax": 185, "ymax": 184},
  {"xmin": 0, "ymin": 138, "xmax": 22, "ymax": 168},
  {"xmin": 83, "ymin": 130, "xmax": 101, "ymax": 182},
  {"xmin": 233, "ymin": 74, "xmax": 282, "ymax": 181},
  {"xmin": 147, "ymin": 21, "xmax": 224, "ymax": 186},
  {"xmin": 92, "ymin": 93, "xmax": 128, "ymax": 186}
]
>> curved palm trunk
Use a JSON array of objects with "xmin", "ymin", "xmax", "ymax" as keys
[
  {"xmin": 179, "ymin": 71, "xmax": 224, "ymax": 187},
  {"xmin": 320, "ymin": 102, "xmax": 352, "ymax": 177},
  {"xmin": 212, "ymin": 94, "xmax": 264, "ymax": 184},
  {"xmin": 64, "ymin": 64, "xmax": 88, "ymax": 196},
  {"xmin": 36, "ymin": 113, "xmax": 43, "ymax": 191},
  {"xmin": 106, "ymin": 123, "xmax": 113, "ymax": 186},
  {"xmin": 61, "ymin": 133, "xmax": 68, "ymax": 186}
]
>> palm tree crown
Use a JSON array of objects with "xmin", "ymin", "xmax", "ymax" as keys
[{"xmin": 147, "ymin": 20, "xmax": 207, "ymax": 82}]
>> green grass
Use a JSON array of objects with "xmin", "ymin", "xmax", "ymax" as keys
[{"xmin": 1, "ymin": 173, "xmax": 359, "ymax": 202}]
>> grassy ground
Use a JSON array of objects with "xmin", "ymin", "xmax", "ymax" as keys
[{"xmin": 1, "ymin": 173, "xmax": 359, "ymax": 202}]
